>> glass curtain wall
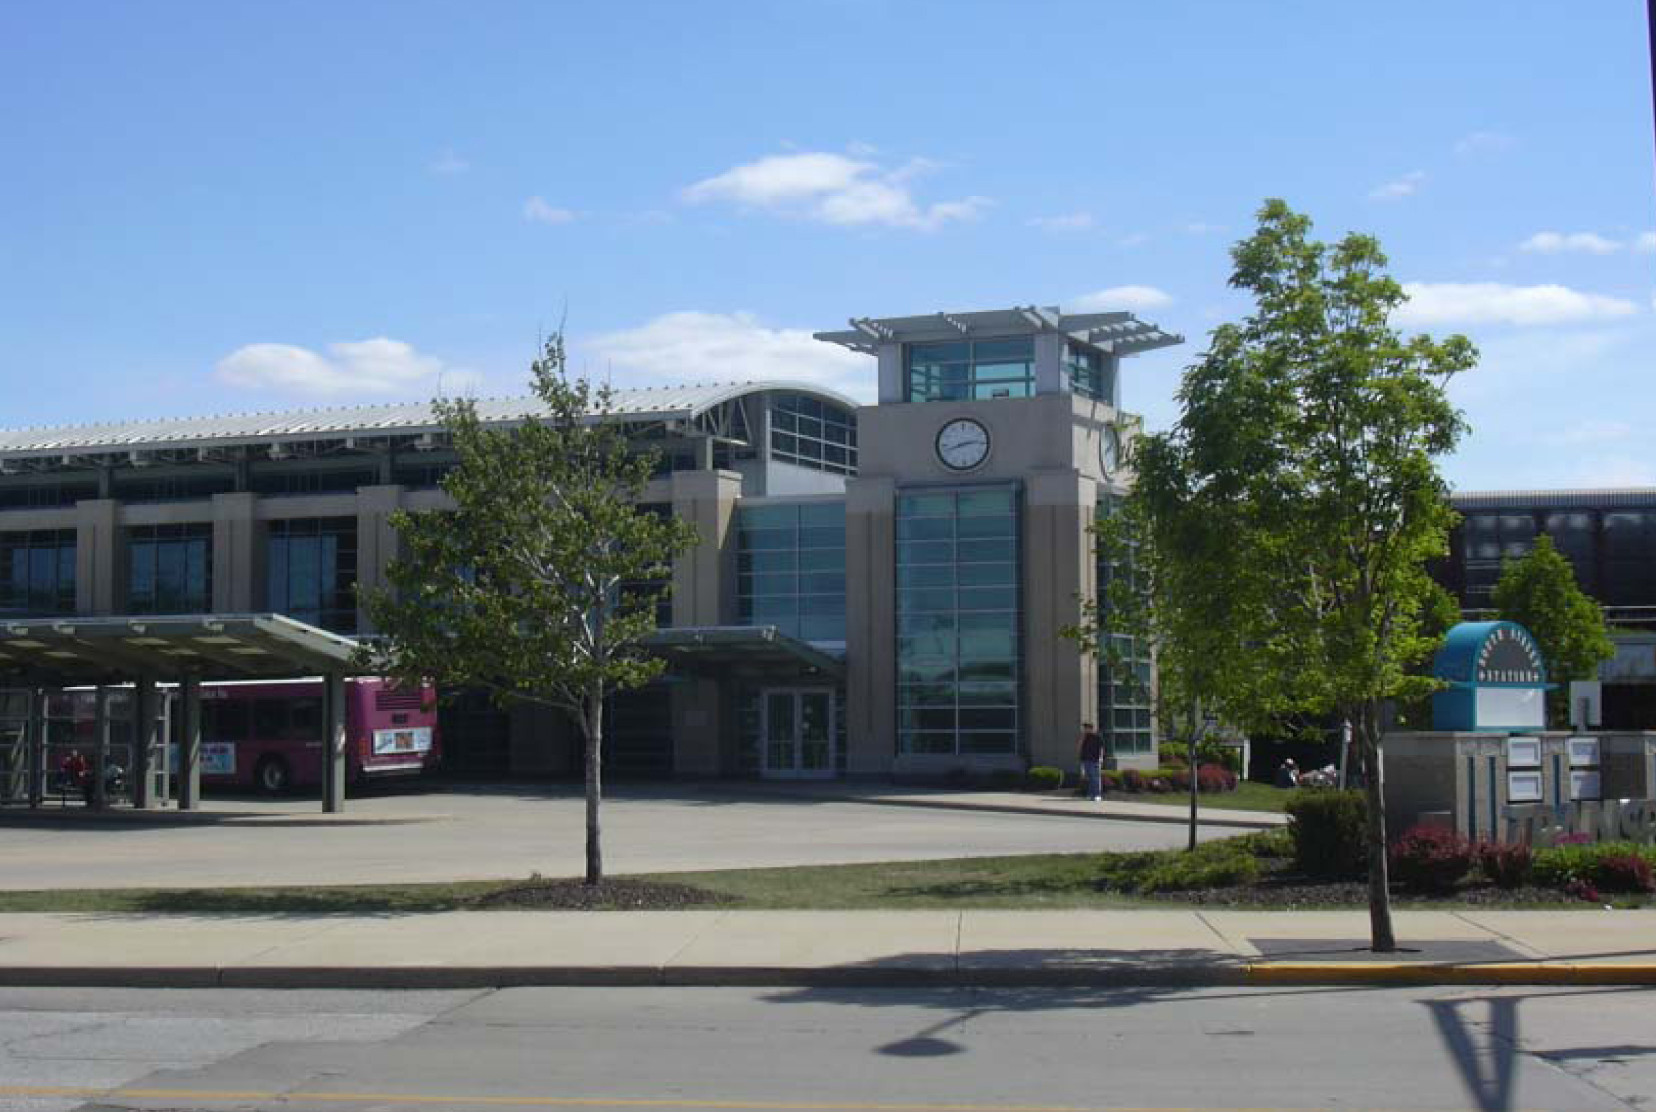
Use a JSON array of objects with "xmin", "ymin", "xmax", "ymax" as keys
[
  {"xmin": 0, "ymin": 530, "xmax": 76, "ymax": 616},
  {"xmin": 1094, "ymin": 502, "xmax": 1153, "ymax": 758},
  {"xmin": 906, "ymin": 338, "xmax": 1035, "ymax": 402},
  {"xmin": 267, "ymin": 518, "xmax": 358, "ymax": 632},
  {"xmin": 770, "ymin": 394, "xmax": 858, "ymax": 476},
  {"xmin": 895, "ymin": 486, "xmax": 1020, "ymax": 756},
  {"xmin": 736, "ymin": 501, "xmax": 847, "ymax": 643},
  {"xmin": 127, "ymin": 523, "xmax": 212, "ymax": 613},
  {"xmin": 1065, "ymin": 343, "xmax": 1114, "ymax": 403}
]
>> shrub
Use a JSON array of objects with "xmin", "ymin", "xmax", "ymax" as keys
[
  {"xmin": 1157, "ymin": 743, "xmax": 1189, "ymax": 769},
  {"xmin": 1139, "ymin": 847, "xmax": 1260, "ymax": 893},
  {"xmin": 1197, "ymin": 764, "xmax": 1232, "ymax": 793},
  {"xmin": 1166, "ymin": 769, "xmax": 1192, "ymax": 792},
  {"xmin": 1283, "ymin": 789, "xmax": 1368, "ymax": 878},
  {"xmin": 1534, "ymin": 842, "xmax": 1656, "ymax": 890},
  {"xmin": 1592, "ymin": 853, "xmax": 1655, "ymax": 894},
  {"xmin": 1146, "ymin": 774, "xmax": 1171, "ymax": 793},
  {"xmin": 1025, "ymin": 766, "xmax": 1064, "ymax": 791},
  {"xmin": 1101, "ymin": 769, "xmax": 1123, "ymax": 792},
  {"xmin": 1478, "ymin": 842, "xmax": 1534, "ymax": 890},
  {"xmin": 1159, "ymin": 740, "xmax": 1243, "ymax": 773},
  {"xmin": 1237, "ymin": 827, "xmax": 1294, "ymax": 860},
  {"xmin": 1121, "ymin": 769, "xmax": 1146, "ymax": 793},
  {"xmin": 1390, "ymin": 825, "xmax": 1475, "ymax": 893}
]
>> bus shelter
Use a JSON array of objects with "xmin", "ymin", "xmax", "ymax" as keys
[{"xmin": 0, "ymin": 614, "xmax": 364, "ymax": 813}]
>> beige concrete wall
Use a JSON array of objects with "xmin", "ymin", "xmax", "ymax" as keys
[
  {"xmin": 1022, "ymin": 470, "xmax": 1097, "ymax": 769},
  {"xmin": 669, "ymin": 469, "xmax": 741, "ymax": 628},
  {"xmin": 73, "ymin": 500, "xmax": 120, "ymax": 615},
  {"xmin": 354, "ymin": 485, "xmax": 403, "ymax": 632},
  {"xmin": 844, "ymin": 476, "xmax": 896, "ymax": 774},
  {"xmin": 211, "ymin": 492, "xmax": 260, "ymax": 612}
]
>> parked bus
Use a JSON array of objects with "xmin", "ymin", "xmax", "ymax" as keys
[{"xmin": 192, "ymin": 677, "xmax": 440, "ymax": 793}]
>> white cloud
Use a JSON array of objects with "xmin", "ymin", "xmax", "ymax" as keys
[
  {"xmin": 1454, "ymin": 131, "xmax": 1516, "ymax": 157},
  {"xmin": 1397, "ymin": 282, "xmax": 1638, "ymax": 327},
  {"xmin": 429, "ymin": 150, "xmax": 469, "ymax": 175},
  {"xmin": 1369, "ymin": 170, "xmax": 1426, "ymax": 201},
  {"xmin": 682, "ymin": 151, "xmax": 989, "ymax": 231},
  {"xmin": 1637, "ymin": 232, "xmax": 1656, "ymax": 253},
  {"xmin": 1542, "ymin": 419, "xmax": 1633, "ymax": 447},
  {"xmin": 1029, "ymin": 211, "xmax": 1096, "ymax": 232},
  {"xmin": 1069, "ymin": 286, "xmax": 1174, "ymax": 313},
  {"xmin": 585, "ymin": 311, "xmax": 874, "ymax": 400},
  {"xmin": 215, "ymin": 338, "xmax": 455, "ymax": 396},
  {"xmin": 523, "ymin": 196, "xmax": 577, "ymax": 224},
  {"xmin": 1519, "ymin": 231, "xmax": 1622, "ymax": 255}
]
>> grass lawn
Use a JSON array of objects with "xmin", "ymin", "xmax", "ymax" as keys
[{"xmin": 1098, "ymin": 780, "xmax": 1292, "ymax": 813}]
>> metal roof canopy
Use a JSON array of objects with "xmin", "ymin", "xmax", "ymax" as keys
[
  {"xmin": 646, "ymin": 626, "xmax": 845, "ymax": 681},
  {"xmin": 814, "ymin": 304, "xmax": 1184, "ymax": 357},
  {"xmin": 0, "ymin": 613, "xmax": 363, "ymax": 687}
]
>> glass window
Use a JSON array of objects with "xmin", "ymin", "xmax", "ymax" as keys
[
  {"xmin": 769, "ymin": 394, "xmax": 859, "ymax": 476},
  {"xmin": 906, "ymin": 338, "xmax": 1035, "ymax": 403},
  {"xmin": 0, "ymin": 530, "xmax": 77, "ymax": 616},
  {"xmin": 735, "ymin": 501, "xmax": 846, "ymax": 644},
  {"xmin": 127, "ymin": 523, "xmax": 212, "ymax": 614},
  {"xmin": 268, "ymin": 518, "xmax": 358, "ymax": 633},
  {"xmin": 895, "ymin": 486, "xmax": 1021, "ymax": 757},
  {"xmin": 1065, "ymin": 343, "xmax": 1114, "ymax": 401},
  {"xmin": 1096, "ymin": 498, "xmax": 1153, "ymax": 755}
]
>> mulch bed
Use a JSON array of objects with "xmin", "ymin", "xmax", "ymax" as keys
[
  {"xmin": 1124, "ymin": 857, "xmax": 1583, "ymax": 909},
  {"xmin": 468, "ymin": 877, "xmax": 730, "ymax": 911}
]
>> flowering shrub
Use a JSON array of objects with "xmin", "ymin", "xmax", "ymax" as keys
[
  {"xmin": 1122, "ymin": 769, "xmax": 1146, "ymax": 792},
  {"xmin": 1389, "ymin": 825, "xmax": 1475, "ymax": 892},
  {"xmin": 1167, "ymin": 769, "xmax": 1192, "ymax": 792},
  {"xmin": 1145, "ymin": 774, "xmax": 1171, "ymax": 793},
  {"xmin": 1534, "ymin": 842, "xmax": 1656, "ymax": 890},
  {"xmin": 1478, "ymin": 842, "xmax": 1534, "ymax": 890},
  {"xmin": 1592, "ymin": 853, "xmax": 1655, "ymax": 894},
  {"xmin": 1197, "ymin": 764, "xmax": 1231, "ymax": 793},
  {"xmin": 1101, "ymin": 769, "xmax": 1123, "ymax": 792}
]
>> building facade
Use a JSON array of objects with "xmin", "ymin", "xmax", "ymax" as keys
[{"xmin": 0, "ymin": 305, "xmax": 1181, "ymax": 779}]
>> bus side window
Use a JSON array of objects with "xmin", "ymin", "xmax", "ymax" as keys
[
  {"xmin": 204, "ymin": 700, "xmax": 250, "ymax": 743},
  {"xmin": 288, "ymin": 697, "xmax": 323, "ymax": 741},
  {"xmin": 252, "ymin": 699, "xmax": 287, "ymax": 742}
]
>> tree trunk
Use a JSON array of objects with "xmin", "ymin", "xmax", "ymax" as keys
[
  {"xmin": 584, "ymin": 688, "xmax": 604, "ymax": 886},
  {"xmin": 1356, "ymin": 701, "xmax": 1396, "ymax": 952}
]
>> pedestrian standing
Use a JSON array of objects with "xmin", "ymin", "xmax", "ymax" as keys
[{"xmin": 1077, "ymin": 722, "xmax": 1105, "ymax": 801}]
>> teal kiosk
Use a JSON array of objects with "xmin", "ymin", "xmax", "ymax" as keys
[{"xmin": 1431, "ymin": 620, "xmax": 1550, "ymax": 732}]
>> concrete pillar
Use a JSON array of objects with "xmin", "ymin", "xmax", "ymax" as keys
[
  {"xmin": 211, "ymin": 491, "xmax": 261, "ymax": 612},
  {"xmin": 133, "ymin": 676, "xmax": 158, "ymax": 808},
  {"xmin": 74, "ymin": 499, "xmax": 120, "ymax": 615},
  {"xmin": 91, "ymin": 685, "xmax": 109, "ymax": 810},
  {"xmin": 1022, "ymin": 471, "xmax": 1097, "ymax": 770},
  {"xmin": 1033, "ymin": 332, "xmax": 1067, "ymax": 396},
  {"xmin": 876, "ymin": 343, "xmax": 905, "ymax": 405},
  {"xmin": 669, "ymin": 470, "xmax": 742, "ymax": 628},
  {"xmin": 323, "ymin": 671, "xmax": 346, "ymax": 813},
  {"xmin": 844, "ymin": 475, "xmax": 896, "ymax": 775},
  {"xmin": 178, "ymin": 676, "xmax": 201, "ymax": 810},
  {"xmin": 26, "ymin": 688, "xmax": 45, "ymax": 809},
  {"xmin": 354, "ymin": 485, "xmax": 403, "ymax": 634}
]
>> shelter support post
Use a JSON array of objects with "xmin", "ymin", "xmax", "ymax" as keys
[
  {"xmin": 323, "ymin": 671, "xmax": 346, "ymax": 813},
  {"xmin": 91, "ymin": 686, "xmax": 109, "ymax": 811},
  {"xmin": 179, "ymin": 676, "xmax": 201, "ymax": 811},
  {"xmin": 26, "ymin": 688, "xmax": 44, "ymax": 809},
  {"xmin": 134, "ymin": 676, "xmax": 157, "ymax": 809}
]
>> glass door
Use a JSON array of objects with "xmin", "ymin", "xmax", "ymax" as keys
[{"xmin": 761, "ymin": 688, "xmax": 836, "ymax": 779}]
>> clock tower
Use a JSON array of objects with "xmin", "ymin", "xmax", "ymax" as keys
[{"xmin": 816, "ymin": 306, "xmax": 1182, "ymax": 775}]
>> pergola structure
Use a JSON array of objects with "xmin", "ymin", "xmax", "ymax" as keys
[{"xmin": 0, "ymin": 613, "xmax": 364, "ymax": 812}]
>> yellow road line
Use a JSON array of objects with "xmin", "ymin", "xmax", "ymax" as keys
[{"xmin": 0, "ymin": 1085, "xmax": 1551, "ymax": 1112}]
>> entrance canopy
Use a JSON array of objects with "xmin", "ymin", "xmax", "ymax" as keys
[
  {"xmin": 647, "ymin": 626, "xmax": 845, "ymax": 681},
  {"xmin": 0, "ymin": 613, "xmax": 362, "ymax": 686}
]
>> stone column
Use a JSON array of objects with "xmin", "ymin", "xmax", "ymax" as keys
[
  {"xmin": 1022, "ymin": 470, "xmax": 1097, "ymax": 770},
  {"xmin": 133, "ymin": 675, "xmax": 158, "ymax": 809},
  {"xmin": 668, "ymin": 469, "xmax": 742, "ymax": 628},
  {"xmin": 26, "ymin": 688, "xmax": 45, "ymax": 809},
  {"xmin": 323, "ymin": 671, "xmax": 346, "ymax": 813},
  {"xmin": 91, "ymin": 685, "xmax": 110, "ymax": 810},
  {"xmin": 178, "ymin": 676, "xmax": 201, "ymax": 811},
  {"xmin": 354, "ymin": 485, "xmax": 404, "ymax": 633},
  {"xmin": 74, "ymin": 499, "xmax": 120, "ymax": 615},
  {"xmin": 211, "ymin": 491, "xmax": 260, "ymax": 612},
  {"xmin": 844, "ymin": 475, "xmax": 896, "ymax": 775}
]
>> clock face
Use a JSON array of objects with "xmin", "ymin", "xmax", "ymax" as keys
[
  {"xmin": 1099, "ymin": 424, "xmax": 1122, "ymax": 477},
  {"xmin": 936, "ymin": 418, "xmax": 991, "ymax": 471}
]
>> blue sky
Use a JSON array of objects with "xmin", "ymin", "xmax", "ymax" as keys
[{"xmin": 3, "ymin": 1, "xmax": 1653, "ymax": 490}]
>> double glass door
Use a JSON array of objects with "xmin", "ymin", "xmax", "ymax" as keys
[{"xmin": 762, "ymin": 689, "xmax": 835, "ymax": 778}]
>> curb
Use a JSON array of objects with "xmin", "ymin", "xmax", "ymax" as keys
[{"xmin": 5, "ymin": 962, "xmax": 1653, "ymax": 990}]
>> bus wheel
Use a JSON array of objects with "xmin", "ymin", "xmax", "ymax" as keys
[{"xmin": 254, "ymin": 756, "xmax": 291, "ymax": 796}]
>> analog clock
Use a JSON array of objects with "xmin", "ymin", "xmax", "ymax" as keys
[
  {"xmin": 1099, "ymin": 424, "xmax": 1123, "ymax": 477},
  {"xmin": 936, "ymin": 418, "xmax": 990, "ymax": 471}
]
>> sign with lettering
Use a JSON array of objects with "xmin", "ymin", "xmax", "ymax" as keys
[
  {"xmin": 1474, "ymin": 624, "xmax": 1546, "ymax": 684},
  {"xmin": 1431, "ymin": 621, "xmax": 1551, "ymax": 731},
  {"xmin": 1505, "ymin": 798, "xmax": 1656, "ymax": 847}
]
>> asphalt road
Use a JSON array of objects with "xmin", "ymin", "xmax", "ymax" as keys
[
  {"xmin": 2, "ymin": 984, "xmax": 1653, "ymax": 1112},
  {"xmin": 0, "ymin": 786, "xmax": 1235, "ymax": 890}
]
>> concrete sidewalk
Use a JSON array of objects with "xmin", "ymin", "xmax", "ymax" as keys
[{"xmin": 1, "ymin": 907, "xmax": 1650, "ymax": 990}]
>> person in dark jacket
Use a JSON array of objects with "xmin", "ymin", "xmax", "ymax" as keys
[{"xmin": 1077, "ymin": 723, "xmax": 1105, "ymax": 801}]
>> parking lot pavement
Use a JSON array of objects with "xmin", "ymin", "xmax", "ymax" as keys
[{"xmin": 0, "ymin": 784, "xmax": 1237, "ymax": 890}]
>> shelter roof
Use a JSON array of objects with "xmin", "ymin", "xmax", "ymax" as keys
[
  {"xmin": 814, "ymin": 304, "xmax": 1182, "ymax": 356},
  {"xmin": 645, "ymin": 625, "xmax": 845, "ymax": 680},
  {"xmin": 0, "ymin": 614, "xmax": 362, "ymax": 686}
]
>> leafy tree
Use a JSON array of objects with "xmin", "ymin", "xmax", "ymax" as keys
[
  {"xmin": 361, "ymin": 334, "xmax": 699, "ymax": 884},
  {"xmin": 1112, "ymin": 200, "xmax": 1475, "ymax": 951},
  {"xmin": 1491, "ymin": 534, "xmax": 1615, "ymax": 724}
]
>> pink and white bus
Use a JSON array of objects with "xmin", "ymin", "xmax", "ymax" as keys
[{"xmin": 192, "ymin": 677, "xmax": 441, "ymax": 793}]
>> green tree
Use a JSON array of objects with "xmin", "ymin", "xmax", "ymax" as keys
[
  {"xmin": 1491, "ymin": 534, "xmax": 1614, "ymax": 724},
  {"xmin": 1116, "ymin": 200, "xmax": 1475, "ymax": 951},
  {"xmin": 361, "ymin": 334, "xmax": 699, "ymax": 884}
]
